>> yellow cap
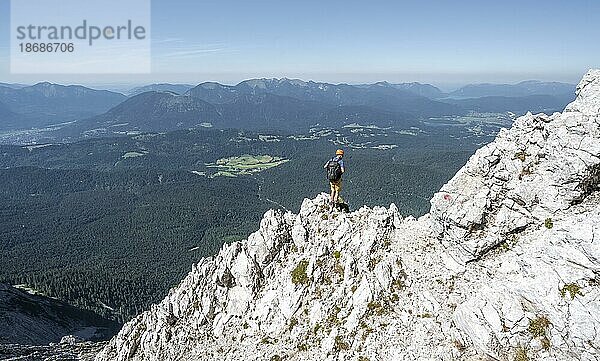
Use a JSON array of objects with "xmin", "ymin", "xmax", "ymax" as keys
[{"xmin": 336, "ymin": 149, "xmax": 344, "ymax": 156}]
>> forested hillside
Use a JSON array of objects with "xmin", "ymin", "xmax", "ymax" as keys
[{"xmin": 0, "ymin": 124, "xmax": 487, "ymax": 322}]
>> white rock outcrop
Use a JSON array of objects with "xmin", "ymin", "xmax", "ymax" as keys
[
  {"xmin": 96, "ymin": 70, "xmax": 600, "ymax": 361},
  {"xmin": 430, "ymin": 69, "xmax": 600, "ymax": 263}
]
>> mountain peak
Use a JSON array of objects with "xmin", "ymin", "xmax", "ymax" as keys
[
  {"xmin": 96, "ymin": 71, "xmax": 600, "ymax": 360},
  {"xmin": 33, "ymin": 81, "xmax": 54, "ymax": 87},
  {"xmin": 197, "ymin": 81, "xmax": 230, "ymax": 90},
  {"xmin": 237, "ymin": 78, "xmax": 276, "ymax": 89},
  {"xmin": 374, "ymin": 81, "xmax": 391, "ymax": 86},
  {"xmin": 236, "ymin": 77, "xmax": 309, "ymax": 89}
]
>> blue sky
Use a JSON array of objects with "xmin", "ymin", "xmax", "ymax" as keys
[{"xmin": 0, "ymin": 0, "xmax": 599, "ymax": 89}]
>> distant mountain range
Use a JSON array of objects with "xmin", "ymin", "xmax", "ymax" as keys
[
  {"xmin": 79, "ymin": 78, "xmax": 575, "ymax": 136},
  {"xmin": 0, "ymin": 78, "xmax": 577, "ymax": 140},
  {"xmin": 445, "ymin": 94, "xmax": 574, "ymax": 114},
  {"xmin": 0, "ymin": 82, "xmax": 126, "ymax": 130},
  {"xmin": 100, "ymin": 78, "xmax": 460, "ymax": 133},
  {"xmin": 77, "ymin": 89, "xmax": 418, "ymax": 135},
  {"xmin": 191, "ymin": 78, "xmax": 460, "ymax": 116},
  {"xmin": 448, "ymin": 80, "xmax": 575, "ymax": 98},
  {"xmin": 439, "ymin": 80, "xmax": 576, "ymax": 114}
]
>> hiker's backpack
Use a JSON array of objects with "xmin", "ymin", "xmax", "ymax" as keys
[{"xmin": 326, "ymin": 159, "xmax": 342, "ymax": 181}]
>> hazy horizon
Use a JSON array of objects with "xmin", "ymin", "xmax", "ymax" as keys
[
  {"xmin": 1, "ymin": 0, "xmax": 598, "ymax": 89},
  {"xmin": 0, "ymin": 71, "xmax": 585, "ymax": 94}
]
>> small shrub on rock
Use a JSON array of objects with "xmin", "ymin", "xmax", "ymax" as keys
[
  {"xmin": 560, "ymin": 283, "xmax": 583, "ymax": 299},
  {"xmin": 291, "ymin": 260, "xmax": 309, "ymax": 285},
  {"xmin": 514, "ymin": 345, "xmax": 529, "ymax": 361},
  {"xmin": 528, "ymin": 315, "xmax": 550, "ymax": 338},
  {"xmin": 514, "ymin": 151, "xmax": 527, "ymax": 162},
  {"xmin": 528, "ymin": 315, "xmax": 551, "ymax": 349}
]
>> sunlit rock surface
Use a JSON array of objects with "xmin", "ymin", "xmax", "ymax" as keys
[{"xmin": 91, "ymin": 70, "xmax": 600, "ymax": 360}]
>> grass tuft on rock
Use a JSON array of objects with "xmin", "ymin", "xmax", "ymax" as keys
[
  {"xmin": 291, "ymin": 260, "xmax": 310, "ymax": 285},
  {"xmin": 560, "ymin": 283, "xmax": 583, "ymax": 300},
  {"xmin": 514, "ymin": 151, "xmax": 527, "ymax": 162},
  {"xmin": 527, "ymin": 315, "xmax": 551, "ymax": 351},
  {"xmin": 528, "ymin": 315, "xmax": 550, "ymax": 338},
  {"xmin": 514, "ymin": 345, "xmax": 529, "ymax": 361}
]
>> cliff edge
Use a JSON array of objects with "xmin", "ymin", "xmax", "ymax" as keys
[{"xmin": 97, "ymin": 70, "xmax": 600, "ymax": 361}]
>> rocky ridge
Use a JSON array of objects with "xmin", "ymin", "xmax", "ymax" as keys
[{"xmin": 96, "ymin": 70, "xmax": 600, "ymax": 361}]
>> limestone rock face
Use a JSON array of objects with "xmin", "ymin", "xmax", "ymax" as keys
[
  {"xmin": 96, "ymin": 70, "xmax": 600, "ymax": 361},
  {"xmin": 430, "ymin": 69, "xmax": 600, "ymax": 262}
]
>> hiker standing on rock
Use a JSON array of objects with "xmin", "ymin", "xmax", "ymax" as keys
[{"xmin": 324, "ymin": 149, "xmax": 345, "ymax": 207}]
